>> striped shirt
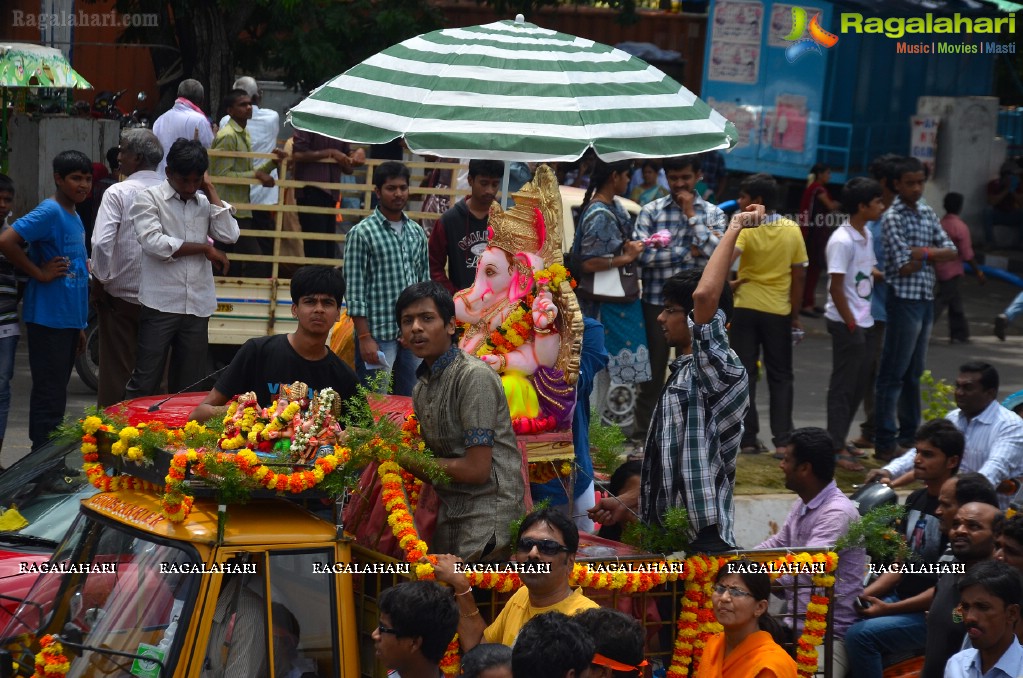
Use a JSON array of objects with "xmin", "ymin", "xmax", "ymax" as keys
[
  {"xmin": 633, "ymin": 194, "xmax": 724, "ymax": 306},
  {"xmin": 343, "ymin": 208, "xmax": 429, "ymax": 341},
  {"xmin": 640, "ymin": 309, "xmax": 748, "ymax": 544},
  {"xmin": 202, "ymin": 578, "xmax": 267, "ymax": 678},
  {"xmin": 91, "ymin": 170, "xmax": 164, "ymax": 303},
  {"xmin": 0, "ymin": 222, "xmax": 25, "ymax": 337},
  {"xmin": 881, "ymin": 196, "xmax": 956, "ymax": 301},
  {"xmin": 884, "ymin": 399, "xmax": 1023, "ymax": 490}
]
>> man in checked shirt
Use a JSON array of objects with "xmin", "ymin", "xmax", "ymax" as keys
[
  {"xmin": 874, "ymin": 156, "xmax": 957, "ymax": 461},
  {"xmin": 590, "ymin": 203, "xmax": 760, "ymax": 554},
  {"xmin": 631, "ymin": 155, "xmax": 725, "ymax": 448}
]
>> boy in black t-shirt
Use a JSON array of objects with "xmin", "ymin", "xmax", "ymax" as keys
[
  {"xmin": 188, "ymin": 265, "xmax": 359, "ymax": 422},
  {"xmin": 843, "ymin": 418, "xmax": 963, "ymax": 678},
  {"xmin": 428, "ymin": 159, "xmax": 504, "ymax": 293}
]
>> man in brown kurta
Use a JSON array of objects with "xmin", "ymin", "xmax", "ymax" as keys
[{"xmin": 397, "ymin": 281, "xmax": 524, "ymax": 561}]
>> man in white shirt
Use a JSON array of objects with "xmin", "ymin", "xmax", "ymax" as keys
[
  {"xmin": 91, "ymin": 129, "xmax": 165, "ymax": 407},
  {"xmin": 868, "ymin": 362, "xmax": 1023, "ymax": 504},
  {"xmin": 125, "ymin": 139, "xmax": 239, "ymax": 398},
  {"xmin": 153, "ymin": 79, "xmax": 214, "ymax": 176},
  {"xmin": 943, "ymin": 560, "xmax": 1023, "ymax": 678}
]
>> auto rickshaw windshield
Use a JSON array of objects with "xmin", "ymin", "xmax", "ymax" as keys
[{"xmin": 1, "ymin": 512, "xmax": 200, "ymax": 678}]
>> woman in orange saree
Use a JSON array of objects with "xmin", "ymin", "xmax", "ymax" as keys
[{"xmin": 694, "ymin": 559, "xmax": 798, "ymax": 678}]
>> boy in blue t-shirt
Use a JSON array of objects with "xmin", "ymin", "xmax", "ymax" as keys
[{"xmin": 0, "ymin": 151, "xmax": 92, "ymax": 450}]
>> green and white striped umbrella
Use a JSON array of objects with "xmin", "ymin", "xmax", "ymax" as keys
[{"xmin": 288, "ymin": 15, "xmax": 736, "ymax": 162}]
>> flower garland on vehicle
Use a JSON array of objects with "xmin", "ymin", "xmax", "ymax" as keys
[
  {"xmin": 376, "ymin": 461, "xmax": 838, "ymax": 678},
  {"xmin": 80, "ymin": 416, "xmax": 160, "ymax": 494},
  {"xmin": 32, "ymin": 634, "xmax": 69, "ymax": 678},
  {"xmin": 76, "ymin": 390, "xmax": 360, "ymax": 523},
  {"xmin": 400, "ymin": 414, "xmax": 425, "ymax": 512}
]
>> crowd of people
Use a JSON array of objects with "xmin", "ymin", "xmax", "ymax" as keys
[{"xmin": 7, "ymin": 71, "xmax": 1023, "ymax": 676}]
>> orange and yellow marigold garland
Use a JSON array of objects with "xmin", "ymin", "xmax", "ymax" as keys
[
  {"xmin": 32, "ymin": 634, "xmax": 69, "ymax": 678},
  {"xmin": 80, "ymin": 415, "xmax": 160, "ymax": 495},
  {"xmin": 79, "ymin": 413, "xmax": 353, "ymax": 523},
  {"xmin": 377, "ymin": 459, "xmax": 840, "ymax": 678}
]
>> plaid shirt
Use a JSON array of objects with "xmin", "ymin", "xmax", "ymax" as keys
[
  {"xmin": 344, "ymin": 208, "xmax": 429, "ymax": 340},
  {"xmin": 633, "ymin": 195, "xmax": 724, "ymax": 306},
  {"xmin": 881, "ymin": 196, "xmax": 956, "ymax": 301},
  {"xmin": 640, "ymin": 310, "xmax": 748, "ymax": 544}
]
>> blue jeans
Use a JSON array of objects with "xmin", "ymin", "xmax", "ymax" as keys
[
  {"xmin": 843, "ymin": 602, "xmax": 927, "ymax": 678},
  {"xmin": 1004, "ymin": 290, "xmax": 1023, "ymax": 323},
  {"xmin": 0, "ymin": 334, "xmax": 18, "ymax": 440},
  {"xmin": 874, "ymin": 297, "xmax": 933, "ymax": 452},
  {"xmin": 361, "ymin": 338, "xmax": 421, "ymax": 397}
]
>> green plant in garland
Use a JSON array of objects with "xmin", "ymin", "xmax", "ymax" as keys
[
  {"xmin": 589, "ymin": 409, "xmax": 627, "ymax": 477},
  {"xmin": 834, "ymin": 504, "xmax": 909, "ymax": 565},
  {"xmin": 621, "ymin": 507, "xmax": 690, "ymax": 555},
  {"xmin": 339, "ymin": 373, "xmax": 447, "ymax": 486}
]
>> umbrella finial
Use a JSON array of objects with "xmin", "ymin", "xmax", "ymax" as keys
[{"xmin": 515, "ymin": 13, "xmax": 525, "ymax": 24}]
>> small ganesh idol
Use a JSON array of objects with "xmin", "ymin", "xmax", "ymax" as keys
[{"xmin": 454, "ymin": 164, "xmax": 583, "ymax": 435}]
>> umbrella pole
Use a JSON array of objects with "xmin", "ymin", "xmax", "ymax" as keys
[{"xmin": 500, "ymin": 162, "xmax": 510, "ymax": 210}]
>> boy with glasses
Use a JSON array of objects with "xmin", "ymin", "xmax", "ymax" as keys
[{"xmin": 372, "ymin": 581, "xmax": 459, "ymax": 678}]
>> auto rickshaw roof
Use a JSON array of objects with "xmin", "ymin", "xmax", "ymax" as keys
[{"xmin": 82, "ymin": 489, "xmax": 338, "ymax": 545}]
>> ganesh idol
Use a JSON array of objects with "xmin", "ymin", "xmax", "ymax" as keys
[{"xmin": 454, "ymin": 165, "xmax": 583, "ymax": 436}]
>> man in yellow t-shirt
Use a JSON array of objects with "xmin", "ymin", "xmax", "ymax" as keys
[
  {"xmin": 729, "ymin": 173, "xmax": 809, "ymax": 458},
  {"xmin": 433, "ymin": 507, "xmax": 598, "ymax": 650}
]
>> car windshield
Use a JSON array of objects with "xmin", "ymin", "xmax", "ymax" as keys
[
  {"xmin": 0, "ymin": 441, "xmax": 96, "ymax": 545},
  {"xmin": 1, "ymin": 512, "xmax": 199, "ymax": 678}
]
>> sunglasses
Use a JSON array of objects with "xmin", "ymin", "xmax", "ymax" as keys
[
  {"xmin": 713, "ymin": 584, "xmax": 754, "ymax": 599},
  {"xmin": 517, "ymin": 537, "xmax": 569, "ymax": 556},
  {"xmin": 377, "ymin": 624, "xmax": 398, "ymax": 635}
]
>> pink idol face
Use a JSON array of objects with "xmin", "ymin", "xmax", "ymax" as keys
[{"xmin": 477, "ymin": 247, "xmax": 514, "ymax": 300}]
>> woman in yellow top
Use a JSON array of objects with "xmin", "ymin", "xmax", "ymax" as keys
[{"xmin": 695, "ymin": 560, "xmax": 798, "ymax": 678}]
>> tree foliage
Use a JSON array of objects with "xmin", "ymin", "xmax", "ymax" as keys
[
  {"xmin": 93, "ymin": 0, "xmax": 442, "ymax": 115},
  {"xmin": 94, "ymin": 0, "xmax": 637, "ymax": 116}
]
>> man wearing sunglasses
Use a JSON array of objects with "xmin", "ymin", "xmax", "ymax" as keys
[
  {"xmin": 372, "ymin": 581, "xmax": 459, "ymax": 678},
  {"xmin": 434, "ymin": 507, "xmax": 598, "ymax": 651}
]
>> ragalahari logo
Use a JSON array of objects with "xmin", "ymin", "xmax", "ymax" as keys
[{"xmin": 784, "ymin": 7, "xmax": 839, "ymax": 62}]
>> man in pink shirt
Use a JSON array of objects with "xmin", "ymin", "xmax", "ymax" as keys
[{"xmin": 935, "ymin": 192, "xmax": 984, "ymax": 344}]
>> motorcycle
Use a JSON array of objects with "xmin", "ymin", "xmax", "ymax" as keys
[{"xmin": 91, "ymin": 89, "xmax": 151, "ymax": 129}]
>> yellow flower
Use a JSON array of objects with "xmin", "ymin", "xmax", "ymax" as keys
[
  {"xmin": 82, "ymin": 415, "xmax": 103, "ymax": 434},
  {"xmin": 118, "ymin": 426, "xmax": 140, "ymax": 441}
]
